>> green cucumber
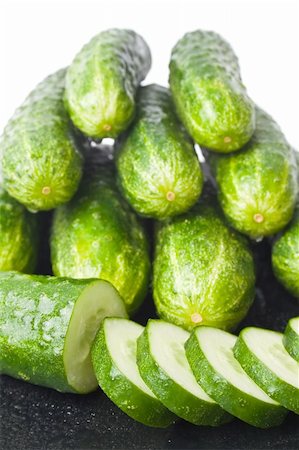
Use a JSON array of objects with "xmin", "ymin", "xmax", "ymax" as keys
[
  {"xmin": 91, "ymin": 318, "xmax": 176, "ymax": 427},
  {"xmin": 51, "ymin": 164, "xmax": 150, "ymax": 314},
  {"xmin": 185, "ymin": 326, "xmax": 287, "ymax": 428},
  {"xmin": 1, "ymin": 70, "xmax": 83, "ymax": 211},
  {"xmin": 284, "ymin": 317, "xmax": 299, "ymax": 362},
  {"xmin": 0, "ymin": 272, "xmax": 127, "ymax": 393},
  {"xmin": 65, "ymin": 29, "xmax": 151, "ymax": 139},
  {"xmin": 136, "ymin": 320, "xmax": 232, "ymax": 425},
  {"xmin": 0, "ymin": 187, "xmax": 39, "ymax": 272},
  {"xmin": 169, "ymin": 30, "xmax": 255, "ymax": 152},
  {"xmin": 116, "ymin": 84, "xmax": 203, "ymax": 220},
  {"xmin": 234, "ymin": 327, "xmax": 299, "ymax": 414},
  {"xmin": 209, "ymin": 108, "xmax": 298, "ymax": 238},
  {"xmin": 153, "ymin": 200, "xmax": 255, "ymax": 331}
]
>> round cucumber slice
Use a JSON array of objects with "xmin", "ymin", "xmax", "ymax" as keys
[
  {"xmin": 91, "ymin": 318, "xmax": 176, "ymax": 428},
  {"xmin": 283, "ymin": 317, "xmax": 299, "ymax": 362},
  {"xmin": 234, "ymin": 327, "xmax": 299, "ymax": 414},
  {"xmin": 185, "ymin": 326, "xmax": 287, "ymax": 428},
  {"xmin": 136, "ymin": 320, "xmax": 232, "ymax": 425}
]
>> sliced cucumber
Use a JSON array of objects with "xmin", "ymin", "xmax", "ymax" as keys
[
  {"xmin": 0, "ymin": 272, "xmax": 127, "ymax": 393},
  {"xmin": 284, "ymin": 317, "xmax": 299, "ymax": 362},
  {"xmin": 91, "ymin": 318, "xmax": 176, "ymax": 427},
  {"xmin": 185, "ymin": 326, "xmax": 287, "ymax": 428},
  {"xmin": 136, "ymin": 320, "xmax": 232, "ymax": 425},
  {"xmin": 234, "ymin": 327, "xmax": 299, "ymax": 414}
]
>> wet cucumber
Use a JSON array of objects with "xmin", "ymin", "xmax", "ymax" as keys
[
  {"xmin": 209, "ymin": 108, "xmax": 298, "ymax": 238},
  {"xmin": 0, "ymin": 272, "xmax": 127, "ymax": 393},
  {"xmin": 1, "ymin": 70, "xmax": 83, "ymax": 211},
  {"xmin": 234, "ymin": 327, "xmax": 299, "ymax": 414},
  {"xmin": 185, "ymin": 327, "xmax": 287, "ymax": 428},
  {"xmin": 136, "ymin": 320, "xmax": 232, "ymax": 425},
  {"xmin": 283, "ymin": 317, "xmax": 299, "ymax": 362},
  {"xmin": 116, "ymin": 84, "xmax": 203, "ymax": 220},
  {"xmin": 169, "ymin": 30, "xmax": 255, "ymax": 152},
  {"xmin": 65, "ymin": 29, "xmax": 151, "ymax": 139},
  {"xmin": 0, "ymin": 187, "xmax": 39, "ymax": 272},
  {"xmin": 91, "ymin": 318, "xmax": 176, "ymax": 427},
  {"xmin": 51, "ymin": 164, "xmax": 150, "ymax": 314}
]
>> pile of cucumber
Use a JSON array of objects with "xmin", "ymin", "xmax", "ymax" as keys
[{"xmin": 0, "ymin": 28, "xmax": 298, "ymax": 429}]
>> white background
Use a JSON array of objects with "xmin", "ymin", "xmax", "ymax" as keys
[{"xmin": 0, "ymin": 0, "xmax": 298, "ymax": 149}]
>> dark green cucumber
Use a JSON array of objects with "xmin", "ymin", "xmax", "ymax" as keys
[
  {"xmin": 209, "ymin": 108, "xmax": 298, "ymax": 238},
  {"xmin": 234, "ymin": 327, "xmax": 299, "ymax": 414},
  {"xmin": 1, "ymin": 70, "xmax": 83, "ymax": 211},
  {"xmin": 153, "ymin": 200, "xmax": 255, "ymax": 331},
  {"xmin": 185, "ymin": 327, "xmax": 287, "ymax": 428},
  {"xmin": 283, "ymin": 317, "xmax": 299, "ymax": 362},
  {"xmin": 137, "ymin": 320, "xmax": 232, "ymax": 425},
  {"xmin": 0, "ymin": 187, "xmax": 39, "ymax": 272},
  {"xmin": 91, "ymin": 318, "xmax": 176, "ymax": 427},
  {"xmin": 0, "ymin": 272, "xmax": 127, "ymax": 393},
  {"xmin": 116, "ymin": 84, "xmax": 203, "ymax": 220},
  {"xmin": 65, "ymin": 29, "xmax": 151, "ymax": 139},
  {"xmin": 51, "ymin": 164, "xmax": 150, "ymax": 314},
  {"xmin": 169, "ymin": 30, "xmax": 255, "ymax": 152}
]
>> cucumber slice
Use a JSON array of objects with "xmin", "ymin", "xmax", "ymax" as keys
[
  {"xmin": 185, "ymin": 326, "xmax": 287, "ymax": 428},
  {"xmin": 284, "ymin": 317, "xmax": 299, "ymax": 362},
  {"xmin": 0, "ymin": 272, "xmax": 127, "ymax": 393},
  {"xmin": 234, "ymin": 327, "xmax": 299, "ymax": 414},
  {"xmin": 136, "ymin": 320, "xmax": 232, "ymax": 425},
  {"xmin": 91, "ymin": 318, "xmax": 176, "ymax": 428}
]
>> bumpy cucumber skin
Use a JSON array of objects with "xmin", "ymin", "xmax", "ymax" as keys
[
  {"xmin": 272, "ymin": 203, "xmax": 299, "ymax": 298},
  {"xmin": 116, "ymin": 84, "xmax": 203, "ymax": 220},
  {"xmin": 91, "ymin": 321, "xmax": 176, "ymax": 428},
  {"xmin": 136, "ymin": 323, "xmax": 232, "ymax": 426},
  {"xmin": 153, "ymin": 202, "xmax": 255, "ymax": 331},
  {"xmin": 283, "ymin": 318, "xmax": 299, "ymax": 362},
  {"xmin": 0, "ymin": 188, "xmax": 39, "ymax": 272},
  {"xmin": 51, "ymin": 165, "xmax": 150, "ymax": 314},
  {"xmin": 1, "ymin": 70, "xmax": 83, "ymax": 211},
  {"xmin": 0, "ymin": 272, "xmax": 99, "ymax": 393},
  {"xmin": 209, "ymin": 108, "xmax": 298, "ymax": 239},
  {"xmin": 234, "ymin": 329, "xmax": 299, "ymax": 414},
  {"xmin": 185, "ymin": 331, "xmax": 287, "ymax": 428},
  {"xmin": 169, "ymin": 30, "xmax": 255, "ymax": 152},
  {"xmin": 65, "ymin": 29, "xmax": 151, "ymax": 139}
]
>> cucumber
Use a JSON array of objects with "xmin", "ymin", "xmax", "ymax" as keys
[
  {"xmin": 234, "ymin": 327, "xmax": 299, "ymax": 414},
  {"xmin": 0, "ymin": 187, "xmax": 39, "ymax": 272},
  {"xmin": 153, "ymin": 200, "xmax": 255, "ymax": 331},
  {"xmin": 65, "ymin": 29, "xmax": 151, "ymax": 139},
  {"xmin": 284, "ymin": 317, "xmax": 299, "ymax": 362},
  {"xmin": 209, "ymin": 108, "xmax": 298, "ymax": 239},
  {"xmin": 136, "ymin": 320, "xmax": 232, "ymax": 425},
  {"xmin": 169, "ymin": 30, "xmax": 255, "ymax": 152},
  {"xmin": 116, "ymin": 84, "xmax": 203, "ymax": 220},
  {"xmin": 91, "ymin": 318, "xmax": 176, "ymax": 427},
  {"xmin": 185, "ymin": 327, "xmax": 287, "ymax": 428},
  {"xmin": 51, "ymin": 164, "xmax": 150, "ymax": 314},
  {"xmin": 0, "ymin": 272, "xmax": 127, "ymax": 393},
  {"xmin": 1, "ymin": 70, "xmax": 83, "ymax": 211}
]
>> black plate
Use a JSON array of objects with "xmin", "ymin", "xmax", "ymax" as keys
[{"xmin": 1, "ymin": 238, "xmax": 299, "ymax": 450}]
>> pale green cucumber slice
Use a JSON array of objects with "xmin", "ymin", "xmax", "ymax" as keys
[
  {"xmin": 91, "ymin": 318, "xmax": 176, "ymax": 427},
  {"xmin": 136, "ymin": 320, "xmax": 232, "ymax": 425},
  {"xmin": 283, "ymin": 317, "xmax": 299, "ymax": 362},
  {"xmin": 234, "ymin": 327, "xmax": 299, "ymax": 414},
  {"xmin": 185, "ymin": 326, "xmax": 287, "ymax": 428}
]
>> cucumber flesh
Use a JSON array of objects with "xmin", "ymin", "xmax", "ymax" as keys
[
  {"xmin": 137, "ymin": 320, "xmax": 232, "ymax": 425},
  {"xmin": 185, "ymin": 327, "xmax": 287, "ymax": 428},
  {"xmin": 283, "ymin": 317, "xmax": 299, "ymax": 362},
  {"xmin": 91, "ymin": 318, "xmax": 176, "ymax": 427},
  {"xmin": 234, "ymin": 327, "xmax": 299, "ymax": 414}
]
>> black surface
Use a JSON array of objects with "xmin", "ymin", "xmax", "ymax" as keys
[{"xmin": 1, "ymin": 239, "xmax": 299, "ymax": 450}]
